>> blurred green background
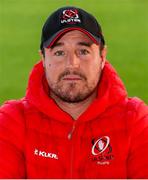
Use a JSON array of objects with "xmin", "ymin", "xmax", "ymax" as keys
[{"xmin": 0, "ymin": 0, "xmax": 148, "ymax": 105}]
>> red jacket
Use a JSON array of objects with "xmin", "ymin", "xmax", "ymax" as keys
[{"xmin": 0, "ymin": 61, "xmax": 148, "ymax": 178}]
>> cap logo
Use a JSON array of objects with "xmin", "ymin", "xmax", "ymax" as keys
[{"xmin": 60, "ymin": 9, "xmax": 81, "ymax": 24}]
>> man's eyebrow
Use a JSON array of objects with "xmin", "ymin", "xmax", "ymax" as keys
[
  {"xmin": 50, "ymin": 42, "xmax": 64, "ymax": 49},
  {"xmin": 77, "ymin": 42, "xmax": 93, "ymax": 47}
]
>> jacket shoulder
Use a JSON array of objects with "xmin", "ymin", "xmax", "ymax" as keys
[
  {"xmin": 126, "ymin": 98, "xmax": 148, "ymax": 178},
  {"xmin": 0, "ymin": 99, "xmax": 26, "ymax": 148},
  {"xmin": 0, "ymin": 99, "xmax": 26, "ymax": 178},
  {"xmin": 126, "ymin": 97, "xmax": 148, "ymax": 120},
  {"xmin": 127, "ymin": 97, "xmax": 147, "ymax": 109},
  {"xmin": 0, "ymin": 98, "xmax": 38, "ymax": 116},
  {"xmin": 0, "ymin": 99, "xmax": 25, "ymax": 119},
  {"xmin": 0, "ymin": 99, "xmax": 26, "ymax": 142}
]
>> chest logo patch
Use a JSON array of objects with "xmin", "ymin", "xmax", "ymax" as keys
[{"xmin": 91, "ymin": 136, "xmax": 114, "ymax": 165}]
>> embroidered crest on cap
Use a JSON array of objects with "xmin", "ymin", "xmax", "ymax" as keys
[{"xmin": 60, "ymin": 9, "xmax": 81, "ymax": 24}]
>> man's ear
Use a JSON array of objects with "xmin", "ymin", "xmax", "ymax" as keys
[
  {"xmin": 39, "ymin": 50, "xmax": 44, "ymax": 60},
  {"xmin": 39, "ymin": 50, "xmax": 45, "ymax": 67},
  {"xmin": 100, "ymin": 45, "xmax": 107, "ymax": 70}
]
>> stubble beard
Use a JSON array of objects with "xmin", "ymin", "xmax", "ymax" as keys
[
  {"xmin": 50, "ymin": 81, "xmax": 98, "ymax": 103},
  {"xmin": 46, "ymin": 70, "xmax": 102, "ymax": 103}
]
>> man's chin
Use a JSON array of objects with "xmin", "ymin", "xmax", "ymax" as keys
[
  {"xmin": 57, "ymin": 95, "xmax": 87, "ymax": 103},
  {"xmin": 53, "ymin": 90, "xmax": 94, "ymax": 103},
  {"xmin": 49, "ymin": 83, "xmax": 98, "ymax": 103}
]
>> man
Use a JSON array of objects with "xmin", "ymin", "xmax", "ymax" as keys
[{"xmin": 0, "ymin": 6, "xmax": 148, "ymax": 178}]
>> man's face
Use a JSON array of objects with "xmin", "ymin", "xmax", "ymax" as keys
[{"xmin": 43, "ymin": 30, "xmax": 106, "ymax": 103}]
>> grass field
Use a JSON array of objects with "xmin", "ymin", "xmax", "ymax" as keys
[{"xmin": 0, "ymin": 0, "xmax": 148, "ymax": 105}]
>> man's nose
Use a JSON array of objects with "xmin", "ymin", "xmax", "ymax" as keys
[{"xmin": 65, "ymin": 52, "xmax": 80, "ymax": 68}]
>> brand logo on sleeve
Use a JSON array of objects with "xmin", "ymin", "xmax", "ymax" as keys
[
  {"xmin": 34, "ymin": 149, "xmax": 58, "ymax": 160},
  {"xmin": 91, "ymin": 136, "xmax": 114, "ymax": 165}
]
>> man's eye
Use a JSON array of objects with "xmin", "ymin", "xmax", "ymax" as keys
[
  {"xmin": 54, "ymin": 50, "xmax": 65, "ymax": 56},
  {"xmin": 79, "ymin": 49, "xmax": 89, "ymax": 55}
]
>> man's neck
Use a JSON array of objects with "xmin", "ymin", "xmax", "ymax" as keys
[{"xmin": 50, "ymin": 90, "xmax": 97, "ymax": 120}]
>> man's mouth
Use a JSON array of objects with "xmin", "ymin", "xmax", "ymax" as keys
[{"xmin": 62, "ymin": 75, "xmax": 82, "ymax": 81}]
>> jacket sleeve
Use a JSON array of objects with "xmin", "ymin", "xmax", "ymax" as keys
[
  {"xmin": 127, "ymin": 98, "xmax": 148, "ymax": 178},
  {"xmin": 0, "ymin": 101, "xmax": 26, "ymax": 178}
]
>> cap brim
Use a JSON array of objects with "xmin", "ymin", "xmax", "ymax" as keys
[{"xmin": 43, "ymin": 27, "xmax": 102, "ymax": 49}]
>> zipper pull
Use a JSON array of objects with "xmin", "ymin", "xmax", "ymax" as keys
[{"xmin": 68, "ymin": 124, "xmax": 76, "ymax": 140}]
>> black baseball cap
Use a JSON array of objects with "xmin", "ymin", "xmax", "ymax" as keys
[{"xmin": 40, "ymin": 6, "xmax": 105, "ymax": 50}]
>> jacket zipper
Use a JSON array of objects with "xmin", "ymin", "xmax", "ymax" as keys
[
  {"xmin": 68, "ymin": 122, "xmax": 76, "ymax": 178},
  {"xmin": 68, "ymin": 123, "xmax": 76, "ymax": 140},
  {"xmin": 70, "ymin": 141, "xmax": 74, "ymax": 178}
]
